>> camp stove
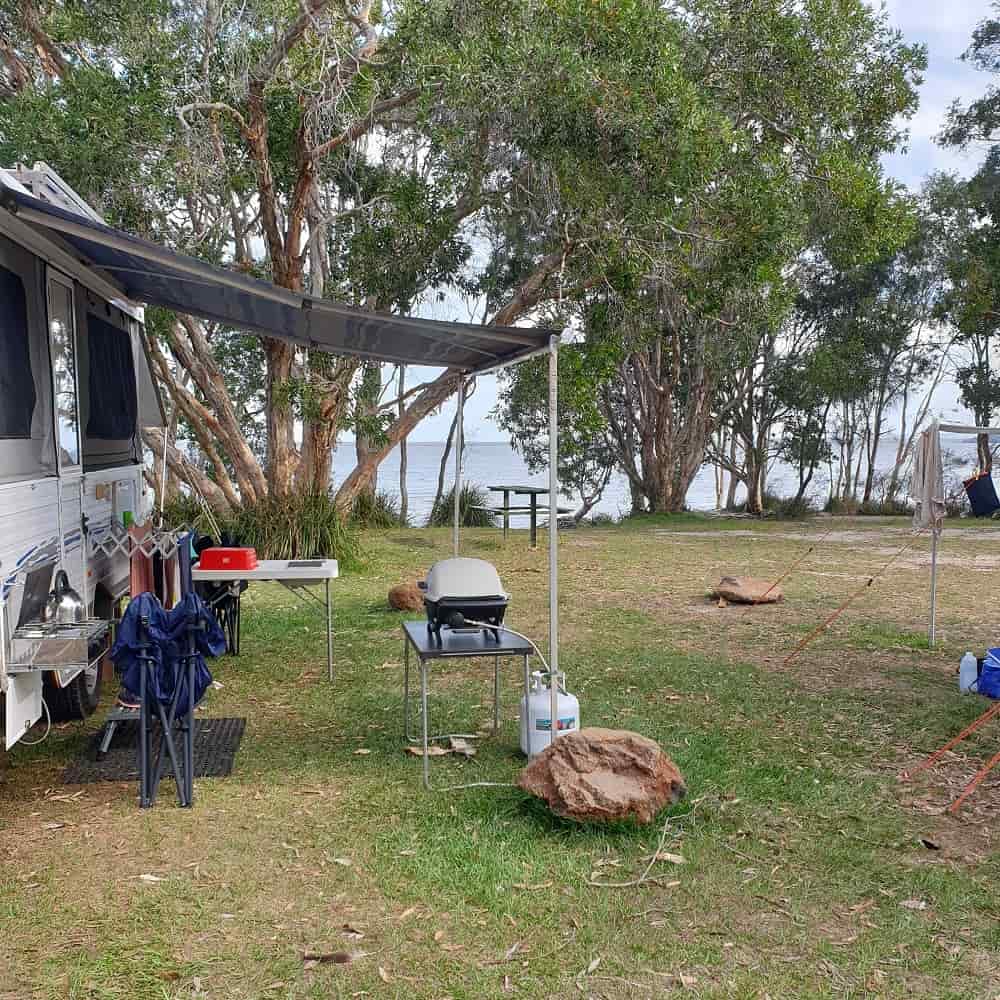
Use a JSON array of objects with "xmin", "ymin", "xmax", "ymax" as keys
[{"xmin": 423, "ymin": 557, "xmax": 509, "ymax": 641}]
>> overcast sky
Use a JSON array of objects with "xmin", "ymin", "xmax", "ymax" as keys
[{"xmin": 404, "ymin": 2, "xmax": 992, "ymax": 442}]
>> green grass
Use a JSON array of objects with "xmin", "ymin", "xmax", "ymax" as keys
[{"xmin": 2, "ymin": 523, "xmax": 999, "ymax": 998}]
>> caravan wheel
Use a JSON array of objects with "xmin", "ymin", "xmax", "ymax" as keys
[{"xmin": 44, "ymin": 665, "xmax": 103, "ymax": 721}]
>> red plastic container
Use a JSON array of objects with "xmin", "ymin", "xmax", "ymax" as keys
[{"xmin": 198, "ymin": 547, "xmax": 258, "ymax": 572}]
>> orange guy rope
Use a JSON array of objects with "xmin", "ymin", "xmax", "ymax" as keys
[
  {"xmin": 899, "ymin": 701, "xmax": 1000, "ymax": 781},
  {"xmin": 783, "ymin": 533, "xmax": 920, "ymax": 666},
  {"xmin": 743, "ymin": 526, "xmax": 836, "ymax": 613},
  {"xmin": 948, "ymin": 749, "xmax": 1000, "ymax": 814}
]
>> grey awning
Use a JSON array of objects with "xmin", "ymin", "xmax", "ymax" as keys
[{"xmin": 0, "ymin": 184, "xmax": 554, "ymax": 372}]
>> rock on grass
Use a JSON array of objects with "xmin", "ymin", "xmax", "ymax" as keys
[{"xmin": 518, "ymin": 727, "xmax": 686, "ymax": 824}]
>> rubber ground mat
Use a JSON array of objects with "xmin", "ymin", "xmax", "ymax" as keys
[{"xmin": 62, "ymin": 717, "xmax": 246, "ymax": 784}]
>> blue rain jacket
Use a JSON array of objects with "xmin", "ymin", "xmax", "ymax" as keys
[{"xmin": 112, "ymin": 592, "xmax": 225, "ymax": 713}]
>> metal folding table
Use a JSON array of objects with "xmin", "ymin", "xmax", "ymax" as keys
[
  {"xmin": 401, "ymin": 620, "xmax": 535, "ymax": 790},
  {"xmin": 192, "ymin": 559, "xmax": 339, "ymax": 680}
]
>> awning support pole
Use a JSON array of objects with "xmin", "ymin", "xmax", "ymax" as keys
[
  {"xmin": 548, "ymin": 337, "xmax": 560, "ymax": 740},
  {"xmin": 929, "ymin": 529, "xmax": 939, "ymax": 647},
  {"xmin": 453, "ymin": 375, "xmax": 464, "ymax": 557}
]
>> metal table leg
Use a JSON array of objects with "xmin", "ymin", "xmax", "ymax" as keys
[
  {"xmin": 493, "ymin": 654, "xmax": 500, "ymax": 733},
  {"xmin": 325, "ymin": 578, "xmax": 334, "ymax": 682},
  {"xmin": 403, "ymin": 636, "xmax": 416, "ymax": 744},
  {"xmin": 421, "ymin": 659, "xmax": 431, "ymax": 791},
  {"xmin": 530, "ymin": 494, "xmax": 538, "ymax": 549},
  {"xmin": 503, "ymin": 489, "xmax": 510, "ymax": 540}
]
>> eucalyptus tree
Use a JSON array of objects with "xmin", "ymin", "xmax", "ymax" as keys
[
  {"xmin": 939, "ymin": 5, "xmax": 1000, "ymax": 468},
  {"xmin": 500, "ymin": 0, "xmax": 924, "ymax": 512}
]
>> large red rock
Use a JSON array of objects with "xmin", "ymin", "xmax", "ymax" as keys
[
  {"xmin": 388, "ymin": 582, "xmax": 424, "ymax": 612},
  {"xmin": 518, "ymin": 728, "xmax": 686, "ymax": 824},
  {"xmin": 712, "ymin": 575, "xmax": 782, "ymax": 604}
]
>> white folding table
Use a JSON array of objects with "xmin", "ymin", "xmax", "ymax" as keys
[{"xmin": 191, "ymin": 559, "xmax": 339, "ymax": 680}]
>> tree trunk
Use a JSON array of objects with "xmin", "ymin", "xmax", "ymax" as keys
[
  {"xmin": 335, "ymin": 371, "xmax": 460, "ymax": 513},
  {"xmin": 264, "ymin": 339, "xmax": 298, "ymax": 495},
  {"xmin": 434, "ymin": 411, "xmax": 459, "ymax": 515},
  {"xmin": 398, "ymin": 365, "xmax": 409, "ymax": 523},
  {"xmin": 353, "ymin": 362, "xmax": 382, "ymax": 503}
]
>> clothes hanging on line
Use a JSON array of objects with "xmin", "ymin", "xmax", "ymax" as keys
[{"xmin": 963, "ymin": 472, "xmax": 1000, "ymax": 518}]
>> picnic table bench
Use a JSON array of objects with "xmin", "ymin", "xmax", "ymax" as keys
[{"xmin": 478, "ymin": 484, "xmax": 571, "ymax": 548}]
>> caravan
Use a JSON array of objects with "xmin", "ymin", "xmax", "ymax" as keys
[{"xmin": 0, "ymin": 164, "xmax": 163, "ymax": 750}]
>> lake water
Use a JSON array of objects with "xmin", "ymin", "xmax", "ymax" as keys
[{"xmin": 332, "ymin": 433, "xmax": 977, "ymax": 524}]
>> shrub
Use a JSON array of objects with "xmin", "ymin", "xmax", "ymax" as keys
[
  {"xmin": 162, "ymin": 492, "xmax": 361, "ymax": 568},
  {"xmin": 588, "ymin": 512, "xmax": 616, "ymax": 526},
  {"xmin": 352, "ymin": 489, "xmax": 407, "ymax": 529},
  {"xmin": 764, "ymin": 493, "xmax": 815, "ymax": 518},
  {"xmin": 426, "ymin": 484, "xmax": 498, "ymax": 528}
]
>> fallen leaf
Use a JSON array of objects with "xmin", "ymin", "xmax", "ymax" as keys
[
  {"xmin": 41, "ymin": 821, "xmax": 64, "ymax": 831},
  {"xmin": 449, "ymin": 737, "xmax": 477, "ymax": 757},
  {"xmin": 504, "ymin": 941, "xmax": 522, "ymax": 960},
  {"xmin": 378, "ymin": 967, "xmax": 391, "ymax": 983},
  {"xmin": 399, "ymin": 906, "xmax": 418, "ymax": 920},
  {"xmin": 584, "ymin": 957, "xmax": 601, "ymax": 975},
  {"xmin": 512, "ymin": 881, "xmax": 553, "ymax": 891},
  {"xmin": 303, "ymin": 951, "xmax": 354, "ymax": 965},
  {"xmin": 919, "ymin": 837, "xmax": 941, "ymax": 851},
  {"xmin": 353, "ymin": 748, "xmax": 371, "ymax": 756},
  {"xmin": 342, "ymin": 924, "xmax": 365, "ymax": 940},
  {"xmin": 655, "ymin": 852, "xmax": 686, "ymax": 866},
  {"xmin": 502, "ymin": 974, "xmax": 513, "ymax": 993},
  {"xmin": 406, "ymin": 745, "xmax": 450, "ymax": 757},
  {"xmin": 138, "ymin": 873, "xmax": 165, "ymax": 883},
  {"xmin": 679, "ymin": 972, "xmax": 698, "ymax": 988},
  {"xmin": 434, "ymin": 929, "xmax": 446, "ymax": 943},
  {"xmin": 900, "ymin": 899, "xmax": 928, "ymax": 911},
  {"xmin": 332, "ymin": 857, "xmax": 353, "ymax": 867}
]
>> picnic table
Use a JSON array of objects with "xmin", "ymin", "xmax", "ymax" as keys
[{"xmin": 484, "ymin": 484, "xmax": 571, "ymax": 548}]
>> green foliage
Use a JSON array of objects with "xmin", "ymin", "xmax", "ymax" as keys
[
  {"xmin": 351, "ymin": 489, "xmax": 407, "ymax": 529},
  {"xmin": 162, "ymin": 492, "xmax": 361, "ymax": 567},
  {"xmin": 426, "ymin": 484, "xmax": 497, "ymax": 528}
]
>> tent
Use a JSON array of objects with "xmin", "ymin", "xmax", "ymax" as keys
[
  {"xmin": 914, "ymin": 419, "xmax": 1000, "ymax": 645},
  {"xmin": 0, "ymin": 174, "xmax": 565, "ymax": 735}
]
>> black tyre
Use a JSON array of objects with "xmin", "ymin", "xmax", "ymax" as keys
[{"xmin": 44, "ymin": 639, "xmax": 105, "ymax": 721}]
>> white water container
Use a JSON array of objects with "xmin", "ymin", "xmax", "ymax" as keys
[
  {"xmin": 960, "ymin": 652, "xmax": 979, "ymax": 693},
  {"xmin": 520, "ymin": 671, "xmax": 580, "ymax": 757}
]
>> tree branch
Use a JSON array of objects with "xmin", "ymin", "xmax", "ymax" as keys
[{"xmin": 308, "ymin": 86, "xmax": 431, "ymax": 160}]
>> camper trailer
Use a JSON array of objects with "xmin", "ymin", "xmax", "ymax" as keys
[{"xmin": 0, "ymin": 164, "xmax": 163, "ymax": 750}]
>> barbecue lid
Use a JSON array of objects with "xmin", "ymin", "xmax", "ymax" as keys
[{"xmin": 424, "ymin": 558, "xmax": 508, "ymax": 602}]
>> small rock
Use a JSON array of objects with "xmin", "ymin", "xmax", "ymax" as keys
[
  {"xmin": 517, "ymin": 727, "xmax": 686, "ymax": 824},
  {"xmin": 388, "ymin": 582, "xmax": 424, "ymax": 612},
  {"xmin": 712, "ymin": 576, "xmax": 782, "ymax": 604}
]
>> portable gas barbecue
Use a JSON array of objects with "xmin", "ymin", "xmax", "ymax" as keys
[{"xmin": 423, "ymin": 558, "xmax": 509, "ymax": 641}]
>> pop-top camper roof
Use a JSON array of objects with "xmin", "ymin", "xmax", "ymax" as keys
[{"xmin": 0, "ymin": 173, "xmax": 554, "ymax": 374}]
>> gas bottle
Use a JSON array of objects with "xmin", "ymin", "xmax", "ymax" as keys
[
  {"xmin": 520, "ymin": 671, "xmax": 580, "ymax": 757},
  {"xmin": 960, "ymin": 652, "xmax": 979, "ymax": 693}
]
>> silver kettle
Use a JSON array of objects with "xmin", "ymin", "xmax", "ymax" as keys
[{"xmin": 45, "ymin": 570, "xmax": 86, "ymax": 625}]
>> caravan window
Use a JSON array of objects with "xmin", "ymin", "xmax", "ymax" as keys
[
  {"xmin": 0, "ymin": 264, "xmax": 36, "ymax": 438},
  {"xmin": 86, "ymin": 314, "xmax": 138, "ymax": 439},
  {"xmin": 47, "ymin": 275, "xmax": 80, "ymax": 469}
]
